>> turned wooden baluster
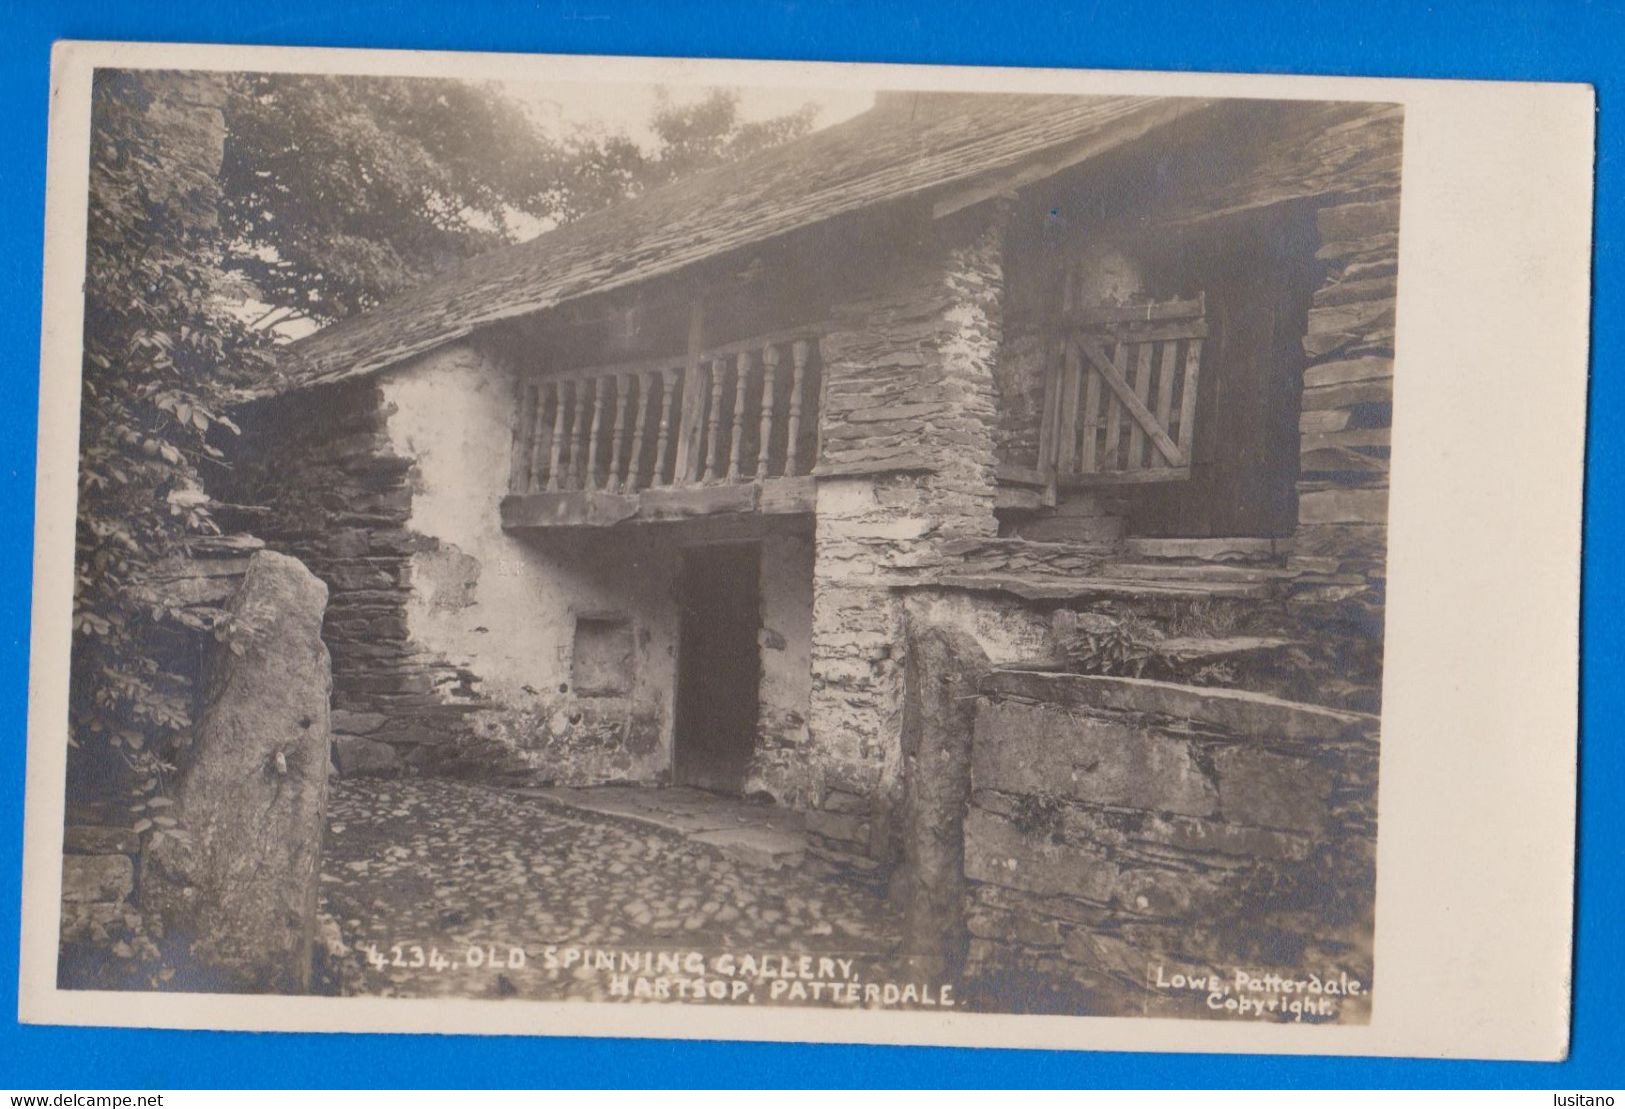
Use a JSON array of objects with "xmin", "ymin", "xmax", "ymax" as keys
[
  {"xmin": 568, "ymin": 380, "xmax": 590, "ymax": 490},
  {"xmin": 727, "ymin": 350, "xmax": 752, "ymax": 481},
  {"xmin": 757, "ymin": 344, "xmax": 779, "ymax": 478},
  {"xmin": 584, "ymin": 376, "xmax": 610, "ymax": 490},
  {"xmin": 702, "ymin": 357, "xmax": 727, "ymax": 483},
  {"xmin": 626, "ymin": 371, "xmax": 652, "ymax": 492},
  {"xmin": 510, "ymin": 382, "xmax": 537, "ymax": 493},
  {"xmin": 546, "ymin": 381, "xmax": 567, "ymax": 491},
  {"xmin": 785, "ymin": 339, "xmax": 810, "ymax": 476},
  {"xmin": 526, "ymin": 383, "xmax": 550, "ymax": 493},
  {"xmin": 653, "ymin": 369, "xmax": 678, "ymax": 486},
  {"xmin": 607, "ymin": 373, "xmax": 631, "ymax": 491}
]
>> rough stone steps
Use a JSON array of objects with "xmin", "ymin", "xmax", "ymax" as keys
[
  {"xmin": 982, "ymin": 668, "xmax": 1378, "ymax": 741},
  {"xmin": 1106, "ymin": 561, "xmax": 1297, "ymax": 584},
  {"xmin": 1121, "ymin": 536, "xmax": 1286, "ymax": 564},
  {"xmin": 1005, "ymin": 513, "xmax": 1125, "ymax": 543},
  {"xmin": 938, "ymin": 573, "xmax": 1271, "ymax": 602},
  {"xmin": 1151, "ymin": 634, "xmax": 1297, "ymax": 661},
  {"xmin": 1003, "ymin": 635, "xmax": 1296, "ymax": 675}
]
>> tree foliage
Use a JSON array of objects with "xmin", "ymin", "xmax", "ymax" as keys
[
  {"xmin": 72, "ymin": 70, "xmax": 271, "ymax": 800},
  {"xmin": 71, "ymin": 71, "xmax": 817, "ymax": 801},
  {"xmin": 549, "ymin": 88, "xmax": 818, "ymax": 221},
  {"xmin": 219, "ymin": 74, "xmax": 560, "ymax": 328},
  {"xmin": 221, "ymin": 79, "xmax": 817, "ymax": 331}
]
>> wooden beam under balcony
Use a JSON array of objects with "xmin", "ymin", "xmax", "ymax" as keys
[
  {"xmin": 500, "ymin": 476, "xmax": 815, "ymax": 531},
  {"xmin": 500, "ymin": 491, "xmax": 639, "ymax": 529}
]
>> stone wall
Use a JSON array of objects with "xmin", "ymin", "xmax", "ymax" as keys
[
  {"xmin": 1286, "ymin": 194, "xmax": 1399, "ymax": 712},
  {"xmin": 806, "ymin": 204, "xmax": 1008, "ymax": 865},
  {"xmin": 223, "ymin": 372, "xmax": 476, "ymax": 774},
  {"xmin": 228, "ymin": 347, "xmax": 681, "ymax": 783},
  {"xmin": 961, "ymin": 668, "xmax": 1379, "ymax": 1020},
  {"xmin": 746, "ymin": 528, "xmax": 818, "ymax": 804},
  {"xmin": 60, "ymin": 813, "xmax": 140, "ymax": 957},
  {"xmin": 378, "ymin": 344, "xmax": 680, "ymax": 784},
  {"xmin": 227, "ymin": 343, "xmax": 821, "ymax": 791}
]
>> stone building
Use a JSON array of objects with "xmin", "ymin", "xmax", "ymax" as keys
[{"xmin": 221, "ymin": 89, "xmax": 1398, "ymax": 927}]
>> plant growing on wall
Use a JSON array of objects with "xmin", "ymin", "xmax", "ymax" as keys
[
  {"xmin": 73, "ymin": 70, "xmax": 822, "ymax": 796},
  {"xmin": 1062, "ymin": 617, "xmax": 1161, "ymax": 678},
  {"xmin": 72, "ymin": 71, "xmax": 273, "ymax": 805},
  {"xmin": 1057, "ymin": 608, "xmax": 1246, "ymax": 687}
]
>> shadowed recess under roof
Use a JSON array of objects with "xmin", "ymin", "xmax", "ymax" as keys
[{"xmin": 271, "ymin": 93, "xmax": 1212, "ymax": 398}]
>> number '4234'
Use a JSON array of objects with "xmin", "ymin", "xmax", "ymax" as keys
[{"xmin": 358, "ymin": 942, "xmax": 451, "ymax": 972}]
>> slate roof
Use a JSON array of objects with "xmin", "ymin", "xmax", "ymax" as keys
[{"xmin": 273, "ymin": 91, "xmax": 1208, "ymax": 396}]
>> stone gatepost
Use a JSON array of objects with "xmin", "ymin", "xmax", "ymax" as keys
[
  {"xmin": 143, "ymin": 550, "xmax": 333, "ymax": 993},
  {"xmin": 898, "ymin": 612, "xmax": 989, "ymax": 975}
]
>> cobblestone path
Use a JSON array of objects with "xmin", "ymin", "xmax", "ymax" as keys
[{"xmin": 321, "ymin": 778, "xmax": 905, "ymax": 1002}]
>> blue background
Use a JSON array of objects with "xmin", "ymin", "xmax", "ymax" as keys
[{"xmin": 0, "ymin": 0, "xmax": 1615, "ymax": 1089}]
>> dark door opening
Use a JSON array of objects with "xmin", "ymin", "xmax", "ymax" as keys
[
  {"xmin": 1121, "ymin": 205, "xmax": 1322, "ymax": 539},
  {"xmin": 673, "ymin": 542, "xmax": 761, "ymax": 794}
]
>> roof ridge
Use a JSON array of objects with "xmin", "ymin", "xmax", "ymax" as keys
[{"xmin": 268, "ymin": 92, "xmax": 1182, "ymax": 398}]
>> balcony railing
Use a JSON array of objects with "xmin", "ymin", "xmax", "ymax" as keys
[
  {"xmin": 1039, "ymin": 295, "xmax": 1207, "ymax": 487},
  {"xmin": 509, "ymin": 331, "xmax": 822, "ymax": 498}
]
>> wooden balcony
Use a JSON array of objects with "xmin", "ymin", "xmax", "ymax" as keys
[{"xmin": 501, "ymin": 329, "xmax": 821, "ymax": 530}]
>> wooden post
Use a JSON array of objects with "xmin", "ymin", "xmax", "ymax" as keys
[
  {"xmin": 785, "ymin": 339, "xmax": 810, "ymax": 476},
  {"xmin": 673, "ymin": 302, "xmax": 706, "ymax": 485},
  {"xmin": 1128, "ymin": 341, "xmax": 1155, "ymax": 469},
  {"xmin": 626, "ymin": 371, "xmax": 652, "ymax": 492},
  {"xmin": 757, "ymin": 344, "xmax": 779, "ymax": 478},
  {"xmin": 1036, "ymin": 334, "xmax": 1062, "ymax": 483},
  {"xmin": 569, "ymin": 379, "xmax": 590, "ymax": 490},
  {"xmin": 1056, "ymin": 338, "xmax": 1082, "ymax": 478},
  {"xmin": 653, "ymin": 369, "xmax": 677, "ymax": 487},
  {"xmin": 701, "ymin": 357, "xmax": 726, "ymax": 483},
  {"xmin": 546, "ymin": 381, "xmax": 567, "ymax": 492},
  {"xmin": 585, "ymin": 376, "xmax": 610, "ymax": 490},
  {"xmin": 1176, "ymin": 293, "xmax": 1206, "ymax": 455},
  {"xmin": 1079, "ymin": 342, "xmax": 1101, "ymax": 475},
  {"xmin": 608, "ymin": 373, "xmax": 631, "ymax": 491},
  {"xmin": 527, "ymin": 383, "xmax": 552, "ymax": 493},
  {"xmin": 727, "ymin": 351, "xmax": 751, "ymax": 481},
  {"xmin": 1154, "ymin": 339, "xmax": 1179, "ymax": 465},
  {"xmin": 1178, "ymin": 337, "xmax": 1203, "ymax": 455},
  {"xmin": 509, "ymin": 382, "xmax": 538, "ymax": 493},
  {"xmin": 1102, "ymin": 342, "xmax": 1127, "ymax": 471}
]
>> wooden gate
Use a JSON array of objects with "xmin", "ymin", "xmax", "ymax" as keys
[{"xmin": 1039, "ymin": 295, "xmax": 1207, "ymax": 487}]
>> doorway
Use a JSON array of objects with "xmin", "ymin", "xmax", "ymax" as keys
[{"xmin": 673, "ymin": 542, "xmax": 761, "ymax": 794}]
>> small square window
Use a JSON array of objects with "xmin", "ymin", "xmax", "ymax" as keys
[{"xmin": 571, "ymin": 614, "xmax": 634, "ymax": 697}]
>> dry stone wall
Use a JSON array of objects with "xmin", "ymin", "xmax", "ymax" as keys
[
  {"xmin": 221, "ymin": 377, "xmax": 474, "ymax": 773},
  {"xmin": 807, "ymin": 204, "xmax": 1008, "ymax": 867},
  {"xmin": 962, "ymin": 668, "xmax": 1378, "ymax": 1020},
  {"xmin": 1286, "ymin": 194, "xmax": 1399, "ymax": 712},
  {"xmin": 59, "ymin": 813, "xmax": 139, "ymax": 955}
]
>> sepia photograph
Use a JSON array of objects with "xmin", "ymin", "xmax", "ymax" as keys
[
  {"xmin": 53, "ymin": 60, "xmax": 1395, "ymax": 1019},
  {"xmin": 16, "ymin": 39, "xmax": 1590, "ymax": 1064}
]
